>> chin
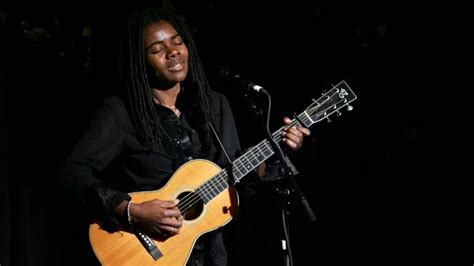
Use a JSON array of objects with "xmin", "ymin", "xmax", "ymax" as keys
[{"xmin": 169, "ymin": 71, "xmax": 188, "ymax": 82}]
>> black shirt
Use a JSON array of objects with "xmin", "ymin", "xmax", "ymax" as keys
[{"xmin": 59, "ymin": 91, "xmax": 242, "ymax": 266}]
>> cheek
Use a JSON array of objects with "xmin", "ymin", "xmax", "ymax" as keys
[
  {"xmin": 147, "ymin": 56, "xmax": 166, "ymax": 74},
  {"xmin": 184, "ymin": 50, "xmax": 190, "ymax": 64}
]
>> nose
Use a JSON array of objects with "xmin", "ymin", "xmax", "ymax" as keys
[{"xmin": 166, "ymin": 46, "xmax": 180, "ymax": 58}]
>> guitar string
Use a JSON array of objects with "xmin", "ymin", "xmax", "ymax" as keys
[
  {"xmin": 177, "ymin": 129, "xmax": 283, "ymax": 214},
  {"xmin": 178, "ymin": 115, "xmax": 316, "ymax": 214},
  {"xmin": 177, "ymin": 117, "xmax": 306, "ymax": 215},
  {"xmin": 176, "ymin": 143, "xmax": 271, "ymax": 211},
  {"xmin": 175, "ymin": 145, "xmax": 264, "ymax": 212},
  {"xmin": 178, "ymin": 141, "xmax": 271, "ymax": 214},
  {"xmin": 177, "ymin": 144, "xmax": 261, "ymax": 211},
  {"xmin": 178, "ymin": 96, "xmax": 347, "ymax": 215}
]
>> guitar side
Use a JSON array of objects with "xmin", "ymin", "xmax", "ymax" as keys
[{"xmin": 89, "ymin": 159, "xmax": 239, "ymax": 266}]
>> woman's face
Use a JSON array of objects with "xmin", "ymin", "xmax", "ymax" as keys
[{"xmin": 143, "ymin": 20, "xmax": 189, "ymax": 87}]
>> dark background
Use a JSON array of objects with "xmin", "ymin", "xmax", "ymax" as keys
[{"xmin": 0, "ymin": 2, "xmax": 464, "ymax": 266}]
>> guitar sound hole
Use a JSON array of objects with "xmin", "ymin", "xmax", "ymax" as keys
[{"xmin": 177, "ymin": 192, "xmax": 203, "ymax": 220}]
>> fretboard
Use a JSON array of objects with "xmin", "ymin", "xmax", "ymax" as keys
[
  {"xmin": 194, "ymin": 111, "xmax": 314, "ymax": 203},
  {"xmin": 193, "ymin": 80, "xmax": 356, "ymax": 203}
]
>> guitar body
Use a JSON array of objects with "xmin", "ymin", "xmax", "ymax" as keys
[
  {"xmin": 88, "ymin": 80, "xmax": 357, "ymax": 265},
  {"xmin": 89, "ymin": 159, "xmax": 239, "ymax": 266}
]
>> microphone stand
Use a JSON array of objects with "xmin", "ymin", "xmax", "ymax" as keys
[{"xmin": 258, "ymin": 88, "xmax": 317, "ymax": 266}]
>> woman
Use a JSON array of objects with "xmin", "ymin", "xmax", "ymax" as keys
[{"xmin": 59, "ymin": 8, "xmax": 310, "ymax": 266}]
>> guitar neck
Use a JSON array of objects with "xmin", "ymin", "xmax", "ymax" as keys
[
  {"xmin": 230, "ymin": 113, "xmax": 312, "ymax": 184},
  {"xmin": 193, "ymin": 115, "xmax": 307, "ymax": 204},
  {"xmin": 194, "ymin": 80, "xmax": 356, "ymax": 203}
]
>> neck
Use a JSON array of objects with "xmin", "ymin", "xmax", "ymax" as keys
[{"xmin": 151, "ymin": 84, "xmax": 181, "ymax": 109}]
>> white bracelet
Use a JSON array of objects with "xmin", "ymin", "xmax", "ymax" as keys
[{"xmin": 126, "ymin": 200, "xmax": 133, "ymax": 227}]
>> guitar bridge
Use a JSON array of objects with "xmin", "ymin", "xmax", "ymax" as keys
[{"xmin": 134, "ymin": 227, "xmax": 162, "ymax": 261}]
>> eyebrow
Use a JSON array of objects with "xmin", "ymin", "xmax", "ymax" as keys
[{"xmin": 146, "ymin": 34, "xmax": 181, "ymax": 49}]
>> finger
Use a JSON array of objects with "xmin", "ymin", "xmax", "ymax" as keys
[
  {"xmin": 163, "ymin": 225, "xmax": 179, "ymax": 235},
  {"xmin": 282, "ymin": 117, "xmax": 311, "ymax": 135},
  {"xmin": 159, "ymin": 199, "xmax": 179, "ymax": 208},
  {"xmin": 157, "ymin": 225, "xmax": 174, "ymax": 234},
  {"xmin": 163, "ymin": 209, "xmax": 182, "ymax": 218},
  {"xmin": 282, "ymin": 131, "xmax": 301, "ymax": 150},
  {"xmin": 172, "ymin": 226, "xmax": 181, "ymax": 234},
  {"xmin": 284, "ymin": 134, "xmax": 302, "ymax": 149},
  {"xmin": 299, "ymin": 127, "xmax": 311, "ymax": 136},
  {"xmin": 148, "ymin": 225, "xmax": 165, "ymax": 236},
  {"xmin": 282, "ymin": 138, "xmax": 298, "ymax": 150},
  {"xmin": 284, "ymin": 127, "xmax": 304, "ymax": 139},
  {"xmin": 285, "ymin": 125, "xmax": 311, "ymax": 136},
  {"xmin": 169, "ymin": 216, "xmax": 184, "ymax": 227},
  {"xmin": 160, "ymin": 215, "xmax": 184, "ymax": 226}
]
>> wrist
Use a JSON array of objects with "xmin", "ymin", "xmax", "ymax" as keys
[
  {"xmin": 129, "ymin": 201, "xmax": 144, "ymax": 223},
  {"xmin": 114, "ymin": 200, "xmax": 129, "ymax": 216}
]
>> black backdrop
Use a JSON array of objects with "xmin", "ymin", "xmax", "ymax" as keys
[{"xmin": 1, "ymin": 2, "xmax": 463, "ymax": 266}]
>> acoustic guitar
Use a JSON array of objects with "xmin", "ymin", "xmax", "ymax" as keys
[{"xmin": 89, "ymin": 80, "xmax": 357, "ymax": 265}]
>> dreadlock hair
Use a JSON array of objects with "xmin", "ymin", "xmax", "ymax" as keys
[{"xmin": 120, "ymin": 8, "xmax": 216, "ymax": 153}]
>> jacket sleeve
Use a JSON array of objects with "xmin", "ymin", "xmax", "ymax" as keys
[{"xmin": 57, "ymin": 98, "xmax": 130, "ymax": 231}]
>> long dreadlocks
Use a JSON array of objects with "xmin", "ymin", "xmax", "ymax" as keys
[{"xmin": 120, "ymin": 8, "xmax": 216, "ymax": 153}]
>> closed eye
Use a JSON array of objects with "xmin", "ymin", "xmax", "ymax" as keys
[
  {"xmin": 171, "ymin": 35, "xmax": 184, "ymax": 45},
  {"xmin": 149, "ymin": 49, "xmax": 162, "ymax": 54}
]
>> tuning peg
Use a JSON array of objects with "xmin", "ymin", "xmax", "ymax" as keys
[
  {"xmin": 336, "ymin": 110, "xmax": 342, "ymax": 116},
  {"xmin": 326, "ymin": 117, "xmax": 332, "ymax": 123},
  {"xmin": 321, "ymin": 90, "xmax": 326, "ymax": 95},
  {"xmin": 347, "ymin": 105, "xmax": 353, "ymax": 111}
]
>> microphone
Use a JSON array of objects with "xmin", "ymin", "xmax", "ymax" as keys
[{"xmin": 216, "ymin": 65, "xmax": 265, "ymax": 93}]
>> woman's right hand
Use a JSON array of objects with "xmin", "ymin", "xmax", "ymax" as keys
[{"xmin": 130, "ymin": 199, "xmax": 184, "ymax": 236}]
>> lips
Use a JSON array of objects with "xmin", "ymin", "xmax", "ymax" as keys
[{"xmin": 167, "ymin": 59, "xmax": 185, "ymax": 72}]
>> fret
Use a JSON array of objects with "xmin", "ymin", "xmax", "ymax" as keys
[
  {"xmin": 210, "ymin": 182, "xmax": 220, "ymax": 195},
  {"xmin": 254, "ymin": 145, "xmax": 266, "ymax": 161},
  {"xmin": 205, "ymin": 178, "xmax": 217, "ymax": 195},
  {"xmin": 241, "ymin": 156, "xmax": 253, "ymax": 173},
  {"xmin": 204, "ymin": 180, "xmax": 217, "ymax": 198},
  {"xmin": 257, "ymin": 142, "xmax": 268, "ymax": 157},
  {"xmin": 196, "ymin": 186, "xmax": 210, "ymax": 203},
  {"xmin": 216, "ymin": 174, "xmax": 227, "ymax": 190},
  {"xmin": 193, "ymin": 80, "xmax": 356, "ymax": 205},
  {"xmin": 215, "ymin": 173, "xmax": 228, "ymax": 190},
  {"xmin": 233, "ymin": 160, "xmax": 246, "ymax": 177},
  {"xmin": 231, "ymin": 165, "xmax": 243, "ymax": 181},
  {"xmin": 195, "ymin": 173, "xmax": 231, "ymax": 204},
  {"xmin": 213, "ymin": 175, "xmax": 225, "ymax": 192},
  {"xmin": 247, "ymin": 149, "xmax": 260, "ymax": 167},
  {"xmin": 301, "ymin": 111, "xmax": 313, "ymax": 126},
  {"xmin": 201, "ymin": 109, "xmax": 331, "ymax": 199},
  {"xmin": 260, "ymin": 140, "xmax": 274, "ymax": 157}
]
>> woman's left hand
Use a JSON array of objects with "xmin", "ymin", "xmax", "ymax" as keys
[{"xmin": 281, "ymin": 117, "xmax": 311, "ymax": 151}]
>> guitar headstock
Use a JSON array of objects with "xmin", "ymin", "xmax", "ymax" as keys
[{"xmin": 302, "ymin": 80, "xmax": 357, "ymax": 126}]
